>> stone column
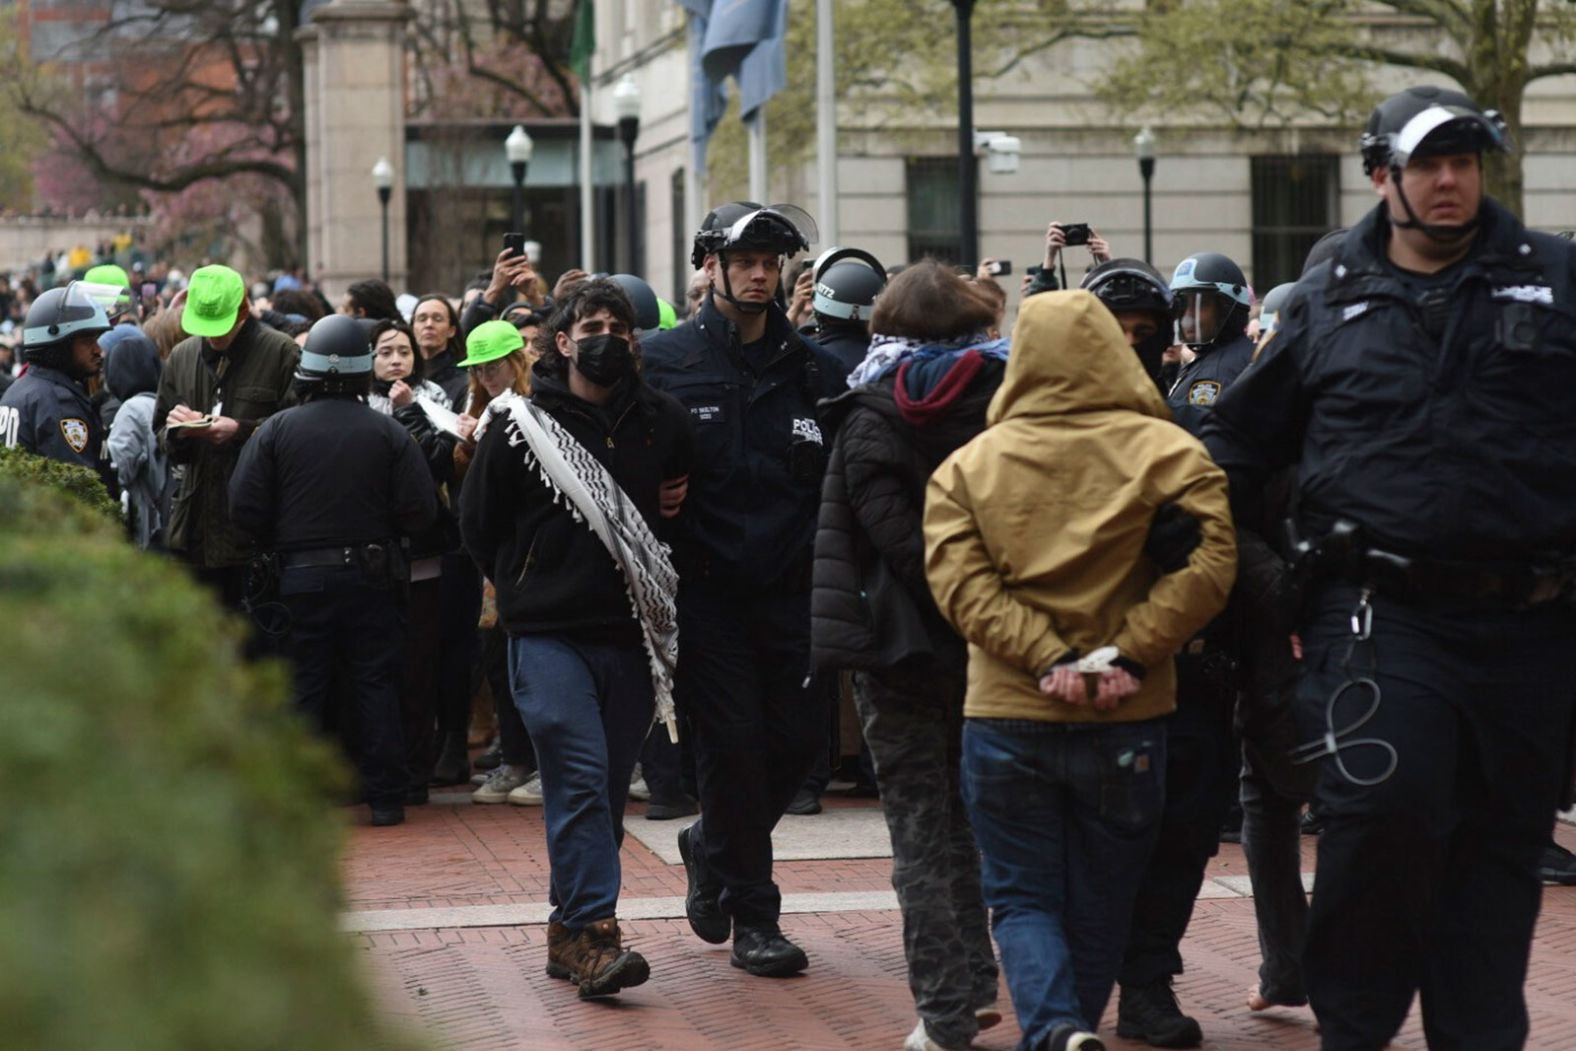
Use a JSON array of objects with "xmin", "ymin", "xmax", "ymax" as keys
[{"xmin": 296, "ymin": 0, "xmax": 412, "ymax": 300}]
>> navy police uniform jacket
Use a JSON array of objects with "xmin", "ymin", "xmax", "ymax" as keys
[
  {"xmin": 0, "ymin": 364, "xmax": 108, "ymax": 480},
  {"xmin": 1166, "ymin": 330, "xmax": 1254, "ymax": 439},
  {"xmin": 229, "ymin": 396, "xmax": 437, "ymax": 553},
  {"xmin": 1203, "ymin": 197, "xmax": 1576, "ymax": 563},
  {"xmin": 641, "ymin": 295, "xmax": 850, "ymax": 588}
]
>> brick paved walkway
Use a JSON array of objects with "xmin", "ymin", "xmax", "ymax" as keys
[{"xmin": 346, "ymin": 795, "xmax": 1576, "ymax": 1049}]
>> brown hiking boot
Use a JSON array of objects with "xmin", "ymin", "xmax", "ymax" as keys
[
  {"xmin": 560, "ymin": 918, "xmax": 650, "ymax": 999},
  {"xmin": 545, "ymin": 920, "xmax": 574, "ymax": 980}
]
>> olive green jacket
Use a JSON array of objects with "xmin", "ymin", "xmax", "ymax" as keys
[{"xmin": 153, "ymin": 319, "xmax": 300, "ymax": 567}]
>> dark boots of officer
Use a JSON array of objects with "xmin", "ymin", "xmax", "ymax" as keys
[{"xmin": 229, "ymin": 315, "xmax": 437, "ymax": 826}]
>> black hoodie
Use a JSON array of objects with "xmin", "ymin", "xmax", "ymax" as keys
[{"xmin": 459, "ymin": 368, "xmax": 693, "ymax": 642}]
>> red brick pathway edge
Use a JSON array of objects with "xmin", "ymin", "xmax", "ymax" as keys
[{"xmin": 347, "ymin": 803, "xmax": 1576, "ymax": 1049}]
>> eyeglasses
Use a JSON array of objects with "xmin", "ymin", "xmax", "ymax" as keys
[{"xmin": 476, "ymin": 359, "xmax": 515, "ymax": 378}]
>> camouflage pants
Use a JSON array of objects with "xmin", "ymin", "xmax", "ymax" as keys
[{"xmin": 854, "ymin": 671, "xmax": 999, "ymax": 1049}]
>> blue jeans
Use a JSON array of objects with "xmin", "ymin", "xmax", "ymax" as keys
[
  {"xmin": 507, "ymin": 634, "xmax": 654, "ymax": 930},
  {"xmin": 962, "ymin": 717, "xmax": 1167, "ymax": 1051}
]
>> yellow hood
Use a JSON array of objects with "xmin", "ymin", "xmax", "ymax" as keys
[{"xmin": 987, "ymin": 290, "xmax": 1170, "ymax": 426}]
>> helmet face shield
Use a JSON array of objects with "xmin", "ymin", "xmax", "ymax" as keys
[
  {"xmin": 1389, "ymin": 106, "xmax": 1510, "ymax": 169},
  {"xmin": 1172, "ymin": 291, "xmax": 1230, "ymax": 347},
  {"xmin": 23, "ymin": 280, "xmax": 114, "ymax": 351},
  {"xmin": 721, "ymin": 204, "xmax": 818, "ymax": 258}
]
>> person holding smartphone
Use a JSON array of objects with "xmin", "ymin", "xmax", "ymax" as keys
[
  {"xmin": 461, "ymin": 233, "xmax": 541, "ymax": 340},
  {"xmin": 1026, "ymin": 222, "xmax": 1114, "ymax": 297}
]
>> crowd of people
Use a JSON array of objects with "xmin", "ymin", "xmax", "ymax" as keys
[{"xmin": 4, "ymin": 84, "xmax": 1576, "ymax": 1051}]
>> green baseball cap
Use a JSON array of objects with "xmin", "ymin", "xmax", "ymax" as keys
[
  {"xmin": 459, "ymin": 320, "xmax": 526, "ymax": 367},
  {"xmin": 83, "ymin": 263, "xmax": 130, "ymax": 289},
  {"xmin": 657, "ymin": 296, "xmax": 677, "ymax": 331},
  {"xmin": 181, "ymin": 265, "xmax": 247, "ymax": 339}
]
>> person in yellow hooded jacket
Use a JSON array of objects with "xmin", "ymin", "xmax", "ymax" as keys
[{"xmin": 923, "ymin": 289, "xmax": 1237, "ymax": 1051}]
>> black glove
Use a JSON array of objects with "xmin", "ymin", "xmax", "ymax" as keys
[{"xmin": 1144, "ymin": 502, "xmax": 1202, "ymax": 574}]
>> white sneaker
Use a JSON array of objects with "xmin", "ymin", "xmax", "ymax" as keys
[
  {"xmin": 471, "ymin": 764, "xmax": 530, "ymax": 804},
  {"xmin": 507, "ymin": 772, "xmax": 545, "ymax": 806},
  {"xmin": 902, "ymin": 1019, "xmax": 948, "ymax": 1051},
  {"xmin": 628, "ymin": 763, "xmax": 651, "ymax": 801}
]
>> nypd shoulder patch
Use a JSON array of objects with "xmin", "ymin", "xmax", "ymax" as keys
[
  {"xmin": 1187, "ymin": 380, "xmax": 1221, "ymax": 407},
  {"xmin": 60, "ymin": 417, "xmax": 90, "ymax": 454}
]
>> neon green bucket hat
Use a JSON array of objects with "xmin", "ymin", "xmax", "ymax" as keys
[
  {"xmin": 460, "ymin": 319, "xmax": 526, "ymax": 367},
  {"xmin": 181, "ymin": 265, "xmax": 247, "ymax": 339}
]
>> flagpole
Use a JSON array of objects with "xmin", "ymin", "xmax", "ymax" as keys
[
  {"xmin": 815, "ymin": 0, "xmax": 837, "ymax": 245},
  {"xmin": 581, "ymin": 72, "xmax": 595, "ymax": 271},
  {"xmin": 686, "ymin": 10, "xmax": 706, "ymax": 246},
  {"xmin": 748, "ymin": 109, "xmax": 767, "ymax": 202}
]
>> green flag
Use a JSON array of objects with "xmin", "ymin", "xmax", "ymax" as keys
[{"xmin": 570, "ymin": 0, "xmax": 595, "ymax": 82}]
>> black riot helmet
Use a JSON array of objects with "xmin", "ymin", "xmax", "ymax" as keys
[
  {"xmin": 605, "ymin": 273, "xmax": 661, "ymax": 338},
  {"xmin": 1360, "ymin": 86, "xmax": 1511, "ymax": 242},
  {"xmin": 1081, "ymin": 258, "xmax": 1171, "ymax": 381},
  {"xmin": 811, "ymin": 247, "xmax": 886, "ymax": 328},
  {"xmin": 1169, "ymin": 252, "xmax": 1251, "ymax": 351},
  {"xmin": 1256, "ymin": 283, "xmax": 1298, "ymax": 340},
  {"xmin": 295, "ymin": 314, "xmax": 374, "ymax": 395},
  {"xmin": 23, "ymin": 281, "xmax": 114, "ymax": 372},
  {"xmin": 691, "ymin": 202, "xmax": 818, "ymax": 314}
]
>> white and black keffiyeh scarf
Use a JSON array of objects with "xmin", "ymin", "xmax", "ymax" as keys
[{"xmin": 478, "ymin": 392, "xmax": 681, "ymax": 742}]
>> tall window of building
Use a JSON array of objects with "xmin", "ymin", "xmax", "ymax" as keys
[
  {"xmin": 906, "ymin": 158, "xmax": 962, "ymax": 265},
  {"xmin": 1251, "ymin": 154, "xmax": 1339, "ymax": 289}
]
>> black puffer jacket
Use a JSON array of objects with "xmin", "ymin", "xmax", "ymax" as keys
[{"xmin": 811, "ymin": 352, "xmax": 1005, "ymax": 675}]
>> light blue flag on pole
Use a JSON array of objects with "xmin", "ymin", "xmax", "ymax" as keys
[
  {"xmin": 735, "ymin": 0, "xmax": 787, "ymax": 121},
  {"xmin": 676, "ymin": 0, "xmax": 729, "ymax": 147},
  {"xmin": 678, "ymin": 0, "xmax": 788, "ymax": 130}
]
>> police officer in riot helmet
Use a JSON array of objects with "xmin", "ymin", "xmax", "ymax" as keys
[
  {"xmin": 1254, "ymin": 282, "xmax": 1298, "ymax": 346},
  {"xmin": 1080, "ymin": 258, "xmax": 1172, "ymax": 388},
  {"xmin": 642, "ymin": 203, "xmax": 849, "ymax": 978},
  {"xmin": 1165, "ymin": 251, "xmax": 1255, "ymax": 438},
  {"xmin": 229, "ymin": 314, "xmax": 437, "ymax": 828},
  {"xmin": 808, "ymin": 246, "xmax": 887, "ymax": 371},
  {"xmin": 1204, "ymin": 85, "xmax": 1576, "ymax": 1049},
  {"xmin": 1103, "ymin": 252, "xmax": 1252, "ymax": 1049},
  {"xmin": 0, "ymin": 282, "xmax": 115, "ymax": 483}
]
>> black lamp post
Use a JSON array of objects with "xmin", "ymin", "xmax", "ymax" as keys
[
  {"xmin": 1135, "ymin": 126, "xmax": 1155, "ymax": 266},
  {"xmin": 371, "ymin": 156, "xmax": 393, "ymax": 283},
  {"xmin": 505, "ymin": 124, "xmax": 533, "ymax": 233},
  {"xmin": 951, "ymin": 0, "xmax": 977, "ymax": 269},
  {"xmin": 613, "ymin": 74, "xmax": 643, "ymax": 274}
]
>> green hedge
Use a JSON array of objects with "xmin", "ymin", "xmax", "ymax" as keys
[{"xmin": 0, "ymin": 451, "xmax": 422, "ymax": 1051}]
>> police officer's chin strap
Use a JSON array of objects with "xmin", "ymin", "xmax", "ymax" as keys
[
  {"xmin": 1387, "ymin": 163, "xmax": 1481, "ymax": 244},
  {"xmin": 713, "ymin": 251, "xmax": 773, "ymax": 315}
]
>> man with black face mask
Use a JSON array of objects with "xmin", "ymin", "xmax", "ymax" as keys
[
  {"xmin": 460, "ymin": 281, "xmax": 692, "ymax": 1000},
  {"xmin": 1080, "ymin": 258, "xmax": 1173, "ymax": 389}
]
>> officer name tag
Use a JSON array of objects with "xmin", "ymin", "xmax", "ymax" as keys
[
  {"xmin": 690, "ymin": 404, "xmax": 725, "ymax": 423},
  {"xmin": 1492, "ymin": 285, "xmax": 1553, "ymax": 305}
]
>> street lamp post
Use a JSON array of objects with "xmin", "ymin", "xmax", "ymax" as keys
[
  {"xmin": 1135, "ymin": 126, "xmax": 1156, "ymax": 266},
  {"xmin": 371, "ymin": 156, "xmax": 394, "ymax": 283},
  {"xmin": 951, "ymin": 0, "xmax": 978, "ymax": 269},
  {"xmin": 505, "ymin": 125, "xmax": 533, "ymax": 234},
  {"xmin": 613, "ymin": 74, "xmax": 643, "ymax": 274}
]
